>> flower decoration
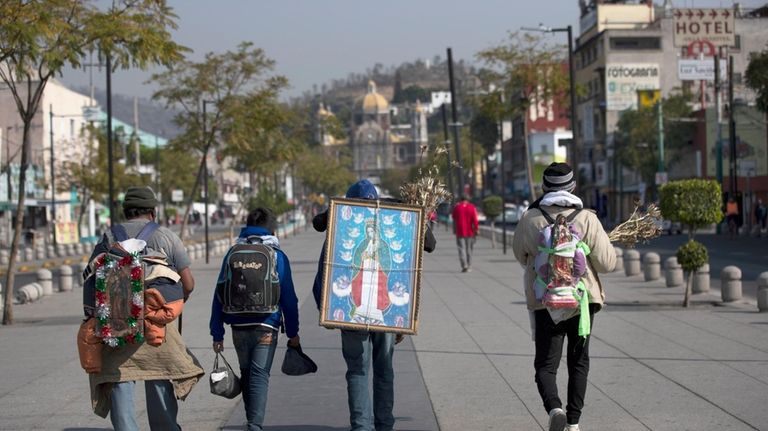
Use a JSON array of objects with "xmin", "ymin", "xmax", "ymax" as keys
[{"xmin": 94, "ymin": 252, "xmax": 144, "ymax": 347}]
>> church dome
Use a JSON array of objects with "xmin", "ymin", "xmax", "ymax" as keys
[{"xmin": 360, "ymin": 80, "xmax": 389, "ymax": 114}]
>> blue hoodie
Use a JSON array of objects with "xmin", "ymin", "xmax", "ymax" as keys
[
  {"xmin": 312, "ymin": 180, "xmax": 378, "ymax": 308},
  {"xmin": 210, "ymin": 226, "xmax": 299, "ymax": 341}
]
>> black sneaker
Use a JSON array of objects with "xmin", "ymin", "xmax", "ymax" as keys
[{"xmin": 548, "ymin": 408, "xmax": 566, "ymax": 431}]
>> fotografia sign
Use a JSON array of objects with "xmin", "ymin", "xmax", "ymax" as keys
[
  {"xmin": 605, "ymin": 64, "xmax": 660, "ymax": 111},
  {"xmin": 673, "ymin": 8, "xmax": 735, "ymax": 48}
]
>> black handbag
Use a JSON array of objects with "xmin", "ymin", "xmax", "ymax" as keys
[
  {"xmin": 209, "ymin": 351, "xmax": 241, "ymax": 399},
  {"xmin": 281, "ymin": 343, "xmax": 318, "ymax": 376}
]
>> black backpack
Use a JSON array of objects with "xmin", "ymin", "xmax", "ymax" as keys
[{"xmin": 217, "ymin": 236, "xmax": 280, "ymax": 316}]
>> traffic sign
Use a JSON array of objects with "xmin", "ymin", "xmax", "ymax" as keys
[
  {"xmin": 673, "ymin": 8, "xmax": 735, "ymax": 48},
  {"xmin": 637, "ymin": 90, "xmax": 661, "ymax": 109},
  {"xmin": 655, "ymin": 172, "xmax": 668, "ymax": 186},
  {"xmin": 171, "ymin": 189, "xmax": 183, "ymax": 203}
]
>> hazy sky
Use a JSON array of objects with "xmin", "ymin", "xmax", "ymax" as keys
[{"xmin": 60, "ymin": 0, "xmax": 766, "ymax": 101}]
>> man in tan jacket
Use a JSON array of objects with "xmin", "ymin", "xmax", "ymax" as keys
[{"xmin": 512, "ymin": 163, "xmax": 616, "ymax": 431}]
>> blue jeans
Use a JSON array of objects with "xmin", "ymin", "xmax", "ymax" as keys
[
  {"xmin": 341, "ymin": 330, "xmax": 395, "ymax": 431},
  {"xmin": 110, "ymin": 380, "xmax": 179, "ymax": 431},
  {"xmin": 232, "ymin": 326, "xmax": 278, "ymax": 431}
]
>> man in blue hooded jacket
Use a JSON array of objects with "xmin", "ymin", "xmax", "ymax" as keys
[
  {"xmin": 311, "ymin": 180, "xmax": 435, "ymax": 431},
  {"xmin": 210, "ymin": 207, "xmax": 300, "ymax": 431}
]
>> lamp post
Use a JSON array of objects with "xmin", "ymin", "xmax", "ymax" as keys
[
  {"xmin": 521, "ymin": 24, "xmax": 577, "ymax": 167},
  {"xmin": 447, "ymin": 48, "xmax": 464, "ymax": 197},
  {"xmin": 106, "ymin": 53, "xmax": 116, "ymax": 225}
]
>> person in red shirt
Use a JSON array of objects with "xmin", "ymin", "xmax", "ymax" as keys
[{"xmin": 451, "ymin": 195, "xmax": 479, "ymax": 272}]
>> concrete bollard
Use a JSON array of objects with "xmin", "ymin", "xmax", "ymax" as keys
[
  {"xmin": 66, "ymin": 244, "xmax": 76, "ymax": 256},
  {"xmin": 35, "ymin": 247, "xmax": 46, "ymax": 260},
  {"xmin": 757, "ymin": 272, "xmax": 768, "ymax": 312},
  {"xmin": 36, "ymin": 268, "xmax": 53, "ymax": 296},
  {"xmin": 0, "ymin": 249, "xmax": 8, "ymax": 265},
  {"xmin": 56, "ymin": 245, "xmax": 66, "ymax": 257},
  {"xmin": 46, "ymin": 245, "xmax": 55, "ymax": 259},
  {"xmin": 664, "ymin": 256, "xmax": 684, "ymax": 288},
  {"xmin": 17, "ymin": 282, "xmax": 44, "ymax": 303},
  {"xmin": 692, "ymin": 263, "xmax": 710, "ymax": 293},
  {"xmin": 721, "ymin": 266, "xmax": 742, "ymax": 302},
  {"xmin": 614, "ymin": 247, "xmax": 624, "ymax": 272},
  {"xmin": 23, "ymin": 247, "xmax": 34, "ymax": 262},
  {"xmin": 624, "ymin": 250, "xmax": 641, "ymax": 277},
  {"xmin": 59, "ymin": 265, "xmax": 74, "ymax": 292},
  {"xmin": 77, "ymin": 243, "xmax": 87, "ymax": 255},
  {"xmin": 77, "ymin": 262, "xmax": 88, "ymax": 287},
  {"xmin": 642, "ymin": 252, "xmax": 661, "ymax": 281}
]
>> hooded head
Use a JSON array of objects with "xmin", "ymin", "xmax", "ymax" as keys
[
  {"xmin": 346, "ymin": 179, "xmax": 378, "ymax": 200},
  {"xmin": 542, "ymin": 162, "xmax": 576, "ymax": 193}
]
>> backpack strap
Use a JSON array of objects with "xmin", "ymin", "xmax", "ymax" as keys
[
  {"xmin": 245, "ymin": 235, "xmax": 263, "ymax": 244},
  {"xmin": 539, "ymin": 209, "xmax": 556, "ymax": 224},
  {"xmin": 565, "ymin": 209, "xmax": 582, "ymax": 223},
  {"xmin": 110, "ymin": 224, "xmax": 129, "ymax": 242},
  {"xmin": 135, "ymin": 221, "xmax": 160, "ymax": 242}
]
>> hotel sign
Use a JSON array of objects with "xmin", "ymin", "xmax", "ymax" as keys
[{"xmin": 673, "ymin": 8, "xmax": 735, "ymax": 48}]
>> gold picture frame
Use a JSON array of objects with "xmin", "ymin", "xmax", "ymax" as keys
[{"xmin": 319, "ymin": 197, "xmax": 426, "ymax": 334}]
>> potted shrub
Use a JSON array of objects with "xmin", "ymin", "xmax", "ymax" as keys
[{"xmin": 660, "ymin": 179, "xmax": 722, "ymax": 307}]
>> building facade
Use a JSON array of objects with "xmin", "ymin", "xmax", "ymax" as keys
[{"xmin": 574, "ymin": 0, "xmax": 768, "ymax": 222}]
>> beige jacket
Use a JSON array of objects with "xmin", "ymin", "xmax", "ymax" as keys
[{"xmin": 512, "ymin": 205, "xmax": 616, "ymax": 311}]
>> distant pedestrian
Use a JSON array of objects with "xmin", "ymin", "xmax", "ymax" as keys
[
  {"xmin": 726, "ymin": 196, "xmax": 740, "ymax": 238},
  {"xmin": 512, "ymin": 163, "xmax": 616, "ymax": 431},
  {"xmin": 210, "ymin": 207, "xmax": 301, "ymax": 431},
  {"xmin": 451, "ymin": 195, "xmax": 478, "ymax": 272},
  {"xmin": 755, "ymin": 199, "xmax": 767, "ymax": 235}
]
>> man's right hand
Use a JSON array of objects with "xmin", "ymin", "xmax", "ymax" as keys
[{"xmin": 213, "ymin": 341, "xmax": 224, "ymax": 353}]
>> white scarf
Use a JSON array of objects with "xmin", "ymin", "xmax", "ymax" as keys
[
  {"xmin": 238, "ymin": 234, "xmax": 280, "ymax": 248},
  {"xmin": 540, "ymin": 191, "xmax": 584, "ymax": 209}
]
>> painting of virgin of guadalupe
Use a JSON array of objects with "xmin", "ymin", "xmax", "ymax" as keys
[{"xmin": 320, "ymin": 197, "xmax": 426, "ymax": 334}]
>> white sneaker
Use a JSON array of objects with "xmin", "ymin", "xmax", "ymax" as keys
[
  {"xmin": 548, "ymin": 408, "xmax": 567, "ymax": 431},
  {"xmin": 566, "ymin": 425, "xmax": 580, "ymax": 431}
]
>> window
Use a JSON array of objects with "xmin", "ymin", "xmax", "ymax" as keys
[
  {"xmin": 732, "ymin": 35, "xmax": 741, "ymax": 52},
  {"xmin": 609, "ymin": 37, "xmax": 661, "ymax": 50}
]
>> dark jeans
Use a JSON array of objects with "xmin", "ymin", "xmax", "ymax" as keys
[
  {"xmin": 534, "ymin": 305, "xmax": 598, "ymax": 425},
  {"xmin": 232, "ymin": 327, "xmax": 278, "ymax": 431}
]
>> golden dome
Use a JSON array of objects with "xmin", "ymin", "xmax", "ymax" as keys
[{"xmin": 361, "ymin": 80, "xmax": 388, "ymax": 114}]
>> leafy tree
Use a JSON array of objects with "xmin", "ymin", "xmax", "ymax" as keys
[
  {"xmin": 61, "ymin": 125, "xmax": 148, "ymax": 227},
  {"xmin": 676, "ymin": 240, "xmax": 708, "ymax": 308},
  {"xmin": 475, "ymin": 32, "xmax": 570, "ymax": 200},
  {"xmin": 745, "ymin": 49, "xmax": 768, "ymax": 113},
  {"xmin": 380, "ymin": 168, "xmax": 410, "ymax": 198},
  {"xmin": 247, "ymin": 184, "xmax": 292, "ymax": 216},
  {"xmin": 615, "ymin": 92, "xmax": 695, "ymax": 198},
  {"xmin": 0, "ymin": 0, "xmax": 186, "ymax": 325},
  {"xmin": 151, "ymin": 42, "xmax": 285, "ymax": 239},
  {"xmin": 482, "ymin": 195, "xmax": 502, "ymax": 248},
  {"xmin": 660, "ymin": 179, "xmax": 722, "ymax": 307},
  {"xmin": 294, "ymin": 147, "xmax": 355, "ymax": 199}
]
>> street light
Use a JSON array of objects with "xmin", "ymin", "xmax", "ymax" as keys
[{"xmin": 521, "ymin": 24, "xmax": 577, "ymax": 168}]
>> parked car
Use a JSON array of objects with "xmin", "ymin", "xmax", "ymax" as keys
[
  {"xmin": 657, "ymin": 218, "xmax": 683, "ymax": 235},
  {"xmin": 493, "ymin": 204, "xmax": 519, "ymax": 225}
]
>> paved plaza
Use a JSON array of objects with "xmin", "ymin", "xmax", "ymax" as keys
[{"xmin": 1, "ymin": 226, "xmax": 766, "ymax": 430}]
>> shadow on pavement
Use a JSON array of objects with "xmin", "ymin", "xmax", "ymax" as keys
[{"xmin": 62, "ymin": 428, "xmax": 112, "ymax": 431}]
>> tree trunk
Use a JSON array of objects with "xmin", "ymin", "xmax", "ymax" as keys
[
  {"xmin": 683, "ymin": 270, "xmax": 692, "ymax": 308},
  {"xmin": 178, "ymin": 148, "xmax": 208, "ymax": 241},
  {"xmin": 3, "ymin": 122, "xmax": 32, "ymax": 325},
  {"xmin": 489, "ymin": 221, "xmax": 496, "ymax": 249}
]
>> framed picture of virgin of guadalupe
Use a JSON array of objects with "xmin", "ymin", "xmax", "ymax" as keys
[{"xmin": 320, "ymin": 197, "xmax": 426, "ymax": 335}]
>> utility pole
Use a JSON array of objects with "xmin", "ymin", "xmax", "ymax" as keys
[
  {"xmin": 154, "ymin": 135, "xmax": 160, "ymax": 224},
  {"xmin": 49, "ymin": 106, "xmax": 57, "ymax": 248},
  {"xmin": 441, "ymin": 104, "xmax": 455, "ymax": 199},
  {"xmin": 106, "ymin": 53, "xmax": 116, "ymax": 225},
  {"xmin": 728, "ymin": 55, "xmax": 737, "ymax": 197},
  {"xmin": 202, "ymin": 101, "xmax": 210, "ymax": 264},
  {"xmin": 657, "ymin": 98, "xmax": 665, "ymax": 174},
  {"xmin": 447, "ymin": 48, "xmax": 464, "ymax": 197},
  {"xmin": 566, "ymin": 25, "xmax": 578, "ymax": 168}
]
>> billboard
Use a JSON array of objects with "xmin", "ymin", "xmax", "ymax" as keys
[
  {"xmin": 605, "ymin": 64, "xmax": 660, "ymax": 111},
  {"xmin": 673, "ymin": 9, "xmax": 735, "ymax": 48}
]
